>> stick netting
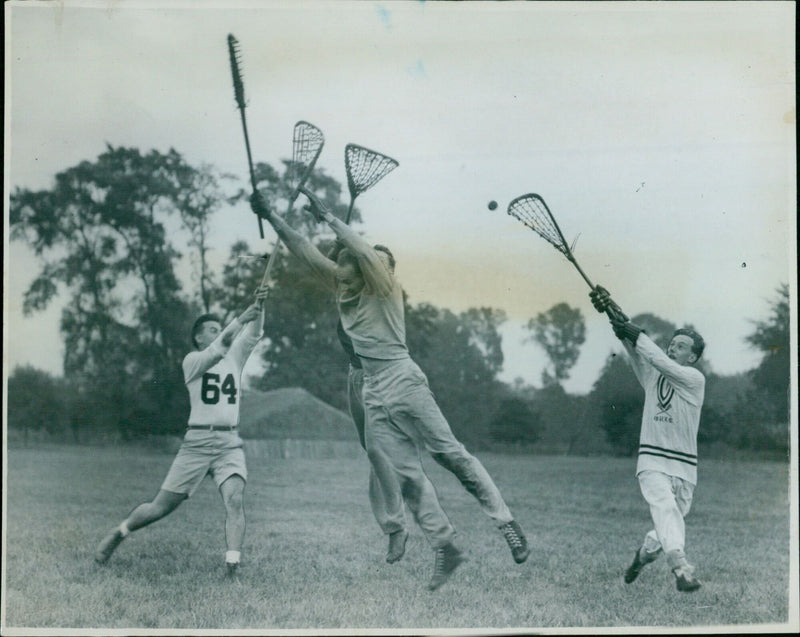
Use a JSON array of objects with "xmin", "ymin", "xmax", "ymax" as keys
[
  {"xmin": 507, "ymin": 194, "xmax": 570, "ymax": 257},
  {"xmin": 289, "ymin": 121, "xmax": 324, "ymax": 189},
  {"xmin": 345, "ymin": 144, "xmax": 399, "ymax": 198}
]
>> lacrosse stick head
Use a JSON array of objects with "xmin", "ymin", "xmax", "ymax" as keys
[
  {"xmin": 506, "ymin": 193, "xmax": 573, "ymax": 259},
  {"xmin": 344, "ymin": 144, "xmax": 399, "ymax": 201},
  {"xmin": 287, "ymin": 121, "xmax": 325, "ymax": 200},
  {"xmin": 227, "ymin": 34, "xmax": 246, "ymax": 109}
]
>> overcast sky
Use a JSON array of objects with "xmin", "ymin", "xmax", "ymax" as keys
[{"xmin": 4, "ymin": 0, "xmax": 796, "ymax": 393}]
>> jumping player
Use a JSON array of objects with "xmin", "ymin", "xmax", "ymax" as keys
[
  {"xmin": 590, "ymin": 285, "xmax": 705, "ymax": 592},
  {"xmin": 94, "ymin": 295, "xmax": 266, "ymax": 577},
  {"xmin": 251, "ymin": 190, "xmax": 529, "ymax": 591},
  {"xmin": 328, "ymin": 241, "xmax": 409, "ymax": 565}
]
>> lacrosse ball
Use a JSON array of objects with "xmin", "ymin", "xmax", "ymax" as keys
[{"xmin": 487, "ymin": 200, "xmax": 498, "ymax": 210}]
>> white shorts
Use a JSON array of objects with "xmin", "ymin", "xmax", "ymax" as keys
[{"xmin": 160, "ymin": 429, "xmax": 247, "ymax": 497}]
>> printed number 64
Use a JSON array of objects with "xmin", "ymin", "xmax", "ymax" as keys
[{"xmin": 201, "ymin": 373, "xmax": 237, "ymax": 405}]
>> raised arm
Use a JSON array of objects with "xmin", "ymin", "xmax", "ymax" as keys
[
  {"xmin": 589, "ymin": 287, "xmax": 649, "ymax": 385},
  {"xmin": 618, "ymin": 338, "xmax": 651, "ymax": 386},
  {"xmin": 250, "ymin": 192, "xmax": 337, "ymax": 290},
  {"xmin": 299, "ymin": 187, "xmax": 394, "ymax": 297},
  {"xmin": 228, "ymin": 299, "xmax": 266, "ymax": 371}
]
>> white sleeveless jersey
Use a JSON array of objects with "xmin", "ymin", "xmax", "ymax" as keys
[
  {"xmin": 183, "ymin": 318, "xmax": 262, "ymax": 427},
  {"xmin": 622, "ymin": 334, "xmax": 705, "ymax": 485}
]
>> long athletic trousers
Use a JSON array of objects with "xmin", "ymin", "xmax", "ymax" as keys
[
  {"xmin": 347, "ymin": 365, "xmax": 405, "ymax": 535},
  {"xmin": 362, "ymin": 356, "xmax": 513, "ymax": 549},
  {"xmin": 637, "ymin": 469, "xmax": 696, "ymax": 570}
]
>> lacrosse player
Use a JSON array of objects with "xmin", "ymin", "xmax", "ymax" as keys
[
  {"xmin": 95, "ymin": 293, "xmax": 267, "ymax": 577},
  {"xmin": 327, "ymin": 241, "xmax": 409, "ymax": 564},
  {"xmin": 590, "ymin": 286, "xmax": 705, "ymax": 592},
  {"xmin": 251, "ymin": 190, "xmax": 529, "ymax": 591}
]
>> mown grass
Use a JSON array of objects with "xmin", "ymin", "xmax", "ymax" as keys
[{"xmin": 2, "ymin": 445, "xmax": 795, "ymax": 633}]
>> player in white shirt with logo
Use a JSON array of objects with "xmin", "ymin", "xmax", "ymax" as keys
[
  {"xmin": 590, "ymin": 285, "xmax": 705, "ymax": 592},
  {"xmin": 95, "ymin": 295, "xmax": 266, "ymax": 577}
]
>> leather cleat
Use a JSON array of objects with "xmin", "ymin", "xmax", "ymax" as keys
[
  {"xmin": 500, "ymin": 520, "xmax": 530, "ymax": 564},
  {"xmin": 95, "ymin": 529, "xmax": 125, "ymax": 565},
  {"xmin": 386, "ymin": 530, "xmax": 408, "ymax": 564},
  {"xmin": 674, "ymin": 567, "xmax": 701, "ymax": 592},
  {"xmin": 428, "ymin": 543, "xmax": 466, "ymax": 591}
]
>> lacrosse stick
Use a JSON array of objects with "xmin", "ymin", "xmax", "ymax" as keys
[
  {"xmin": 344, "ymin": 144, "xmax": 399, "ymax": 224},
  {"xmin": 505, "ymin": 193, "xmax": 628, "ymax": 321},
  {"xmin": 227, "ymin": 34, "xmax": 264, "ymax": 239},
  {"xmin": 254, "ymin": 121, "xmax": 325, "ymax": 301},
  {"xmin": 287, "ymin": 121, "xmax": 325, "ymax": 208}
]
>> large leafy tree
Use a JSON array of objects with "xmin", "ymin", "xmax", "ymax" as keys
[
  {"xmin": 525, "ymin": 302, "xmax": 586, "ymax": 386},
  {"xmin": 744, "ymin": 283, "xmax": 790, "ymax": 423},
  {"xmin": 461, "ymin": 307, "xmax": 507, "ymax": 377},
  {"xmin": 406, "ymin": 302, "xmax": 508, "ymax": 447},
  {"xmin": 725, "ymin": 283, "xmax": 792, "ymax": 452},
  {"xmin": 9, "ymin": 146, "xmax": 222, "ymax": 435},
  {"xmin": 173, "ymin": 162, "xmax": 236, "ymax": 314}
]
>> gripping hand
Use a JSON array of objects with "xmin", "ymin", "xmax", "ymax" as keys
[
  {"xmin": 611, "ymin": 317, "xmax": 643, "ymax": 346},
  {"xmin": 298, "ymin": 186, "xmax": 332, "ymax": 223},
  {"xmin": 254, "ymin": 284, "xmax": 270, "ymax": 303},
  {"xmin": 590, "ymin": 286, "xmax": 613, "ymax": 313},
  {"xmin": 590, "ymin": 285, "xmax": 629, "ymax": 322},
  {"xmin": 239, "ymin": 302, "xmax": 262, "ymax": 324},
  {"xmin": 250, "ymin": 192, "xmax": 272, "ymax": 221}
]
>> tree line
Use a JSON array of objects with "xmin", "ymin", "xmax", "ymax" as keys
[{"xmin": 8, "ymin": 146, "xmax": 791, "ymax": 456}]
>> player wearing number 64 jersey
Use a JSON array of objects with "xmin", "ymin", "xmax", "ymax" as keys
[{"xmin": 95, "ymin": 297, "xmax": 266, "ymax": 577}]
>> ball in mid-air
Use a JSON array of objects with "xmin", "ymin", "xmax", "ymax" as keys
[{"xmin": 487, "ymin": 200, "xmax": 498, "ymax": 211}]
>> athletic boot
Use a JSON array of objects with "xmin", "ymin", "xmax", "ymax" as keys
[
  {"xmin": 427, "ymin": 543, "xmax": 466, "ymax": 591},
  {"xmin": 225, "ymin": 562, "xmax": 240, "ymax": 580},
  {"xmin": 624, "ymin": 547, "xmax": 660, "ymax": 583},
  {"xmin": 386, "ymin": 529, "xmax": 408, "ymax": 564},
  {"xmin": 673, "ymin": 566, "xmax": 701, "ymax": 592},
  {"xmin": 500, "ymin": 520, "xmax": 530, "ymax": 564},
  {"xmin": 95, "ymin": 529, "xmax": 125, "ymax": 564}
]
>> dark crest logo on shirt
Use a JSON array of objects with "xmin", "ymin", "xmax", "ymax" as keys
[{"xmin": 656, "ymin": 374, "xmax": 674, "ymax": 414}]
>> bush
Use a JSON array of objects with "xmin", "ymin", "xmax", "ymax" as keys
[
  {"xmin": 489, "ymin": 397, "xmax": 541, "ymax": 444},
  {"xmin": 7, "ymin": 366, "xmax": 70, "ymax": 441}
]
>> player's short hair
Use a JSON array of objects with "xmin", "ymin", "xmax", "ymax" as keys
[
  {"xmin": 673, "ymin": 328, "xmax": 705, "ymax": 360},
  {"xmin": 373, "ymin": 244, "xmax": 395, "ymax": 270},
  {"xmin": 336, "ymin": 248, "xmax": 360, "ymax": 271},
  {"xmin": 191, "ymin": 313, "xmax": 221, "ymax": 349}
]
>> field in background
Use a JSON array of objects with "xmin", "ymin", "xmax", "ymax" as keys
[{"xmin": 2, "ymin": 445, "xmax": 794, "ymax": 632}]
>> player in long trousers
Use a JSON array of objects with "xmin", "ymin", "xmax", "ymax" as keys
[
  {"xmin": 95, "ymin": 291, "xmax": 268, "ymax": 577},
  {"xmin": 590, "ymin": 285, "xmax": 705, "ymax": 592},
  {"xmin": 250, "ymin": 190, "xmax": 529, "ymax": 591},
  {"xmin": 328, "ymin": 241, "xmax": 409, "ymax": 564}
]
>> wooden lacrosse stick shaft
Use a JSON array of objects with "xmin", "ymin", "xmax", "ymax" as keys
[
  {"xmin": 228, "ymin": 34, "xmax": 264, "ymax": 239},
  {"xmin": 344, "ymin": 199, "xmax": 356, "ymax": 225},
  {"xmin": 236, "ymin": 108, "xmax": 264, "ymax": 239},
  {"xmin": 545, "ymin": 200, "xmax": 627, "ymax": 322}
]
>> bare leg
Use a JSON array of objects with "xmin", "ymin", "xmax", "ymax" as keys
[
  {"xmin": 219, "ymin": 475, "xmax": 246, "ymax": 553},
  {"xmin": 95, "ymin": 489, "xmax": 186, "ymax": 564},
  {"xmin": 126, "ymin": 489, "xmax": 186, "ymax": 531}
]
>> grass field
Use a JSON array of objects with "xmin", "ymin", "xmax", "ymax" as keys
[{"xmin": 2, "ymin": 444, "xmax": 796, "ymax": 633}]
